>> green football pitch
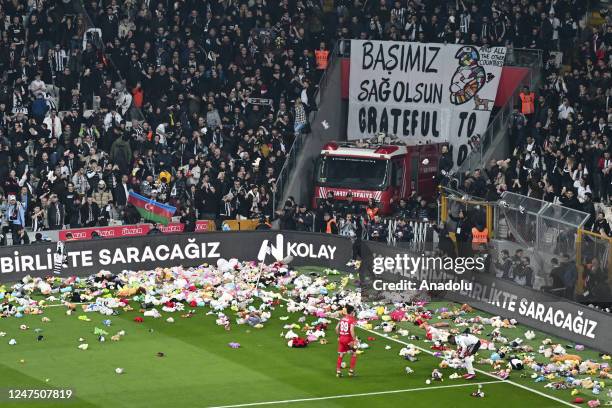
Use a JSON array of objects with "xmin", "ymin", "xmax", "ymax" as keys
[{"xmin": 0, "ymin": 266, "xmax": 606, "ymax": 408}]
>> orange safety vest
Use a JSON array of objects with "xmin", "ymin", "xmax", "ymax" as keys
[
  {"xmin": 315, "ymin": 49, "xmax": 330, "ymax": 70},
  {"xmin": 471, "ymin": 227, "xmax": 488, "ymax": 249},
  {"xmin": 366, "ymin": 206, "xmax": 379, "ymax": 220},
  {"xmin": 519, "ymin": 92, "xmax": 535, "ymax": 114},
  {"xmin": 132, "ymin": 87, "xmax": 144, "ymax": 108},
  {"xmin": 325, "ymin": 219, "xmax": 336, "ymax": 233}
]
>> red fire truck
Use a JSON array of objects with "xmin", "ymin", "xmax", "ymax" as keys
[{"xmin": 312, "ymin": 141, "xmax": 446, "ymax": 214}]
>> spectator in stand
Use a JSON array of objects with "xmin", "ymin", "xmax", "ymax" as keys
[
  {"xmin": 47, "ymin": 194, "xmax": 65, "ymax": 230},
  {"xmin": 293, "ymin": 99, "xmax": 308, "ymax": 134},
  {"xmin": 339, "ymin": 213, "xmax": 358, "ymax": 238},
  {"xmin": 13, "ymin": 226, "xmax": 30, "ymax": 245},
  {"xmin": 391, "ymin": 197, "xmax": 413, "ymax": 219},
  {"xmin": 558, "ymin": 253, "xmax": 577, "ymax": 300},
  {"xmin": 513, "ymin": 256, "xmax": 534, "ymax": 288},
  {"xmin": 80, "ymin": 196, "xmax": 100, "ymax": 228},
  {"xmin": 277, "ymin": 199, "xmax": 296, "ymax": 231},
  {"xmin": 415, "ymin": 199, "xmax": 433, "ymax": 222},
  {"xmin": 591, "ymin": 211, "xmax": 611, "ymax": 236},
  {"xmin": 92, "ymin": 180, "xmax": 113, "ymax": 207},
  {"xmin": 180, "ymin": 206, "xmax": 197, "ymax": 233}
]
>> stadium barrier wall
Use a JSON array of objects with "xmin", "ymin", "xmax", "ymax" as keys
[
  {"xmin": 22, "ymin": 219, "xmax": 258, "ymax": 245},
  {"xmin": 0, "ymin": 231, "xmax": 353, "ymax": 281},
  {"xmin": 359, "ymin": 240, "xmax": 612, "ymax": 353},
  {"xmin": 57, "ymin": 221, "xmax": 213, "ymax": 241},
  {"xmin": 221, "ymin": 219, "xmax": 261, "ymax": 231}
]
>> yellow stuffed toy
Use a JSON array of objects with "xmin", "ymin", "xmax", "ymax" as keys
[{"xmin": 551, "ymin": 354, "xmax": 582, "ymax": 363}]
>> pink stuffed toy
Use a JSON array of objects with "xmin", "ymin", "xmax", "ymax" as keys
[{"xmin": 390, "ymin": 309, "xmax": 406, "ymax": 322}]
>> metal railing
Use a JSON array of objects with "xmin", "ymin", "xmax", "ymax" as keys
[
  {"xmin": 272, "ymin": 41, "xmax": 341, "ymax": 211},
  {"xmin": 273, "ymin": 132, "xmax": 306, "ymax": 210},
  {"xmin": 278, "ymin": 210, "xmax": 435, "ymax": 250}
]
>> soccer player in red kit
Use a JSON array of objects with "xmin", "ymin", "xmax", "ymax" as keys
[{"xmin": 335, "ymin": 305, "xmax": 358, "ymax": 377}]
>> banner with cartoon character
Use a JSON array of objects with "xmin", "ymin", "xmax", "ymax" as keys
[{"xmin": 347, "ymin": 40, "xmax": 506, "ymax": 168}]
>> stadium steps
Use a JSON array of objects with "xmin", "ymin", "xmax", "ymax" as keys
[{"xmin": 277, "ymin": 49, "xmax": 345, "ymax": 208}]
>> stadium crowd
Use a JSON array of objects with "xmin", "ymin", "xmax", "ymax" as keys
[
  {"xmin": 0, "ymin": 0, "xmax": 334, "ymax": 243},
  {"xmin": 455, "ymin": 12, "xmax": 611, "ymax": 237},
  {"xmin": 0, "ymin": 0, "xmax": 605, "ymax": 248}
]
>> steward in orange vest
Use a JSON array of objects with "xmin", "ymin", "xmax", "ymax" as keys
[
  {"xmin": 471, "ymin": 226, "xmax": 488, "ymax": 250},
  {"xmin": 315, "ymin": 44, "xmax": 330, "ymax": 70},
  {"xmin": 324, "ymin": 213, "xmax": 338, "ymax": 234},
  {"xmin": 519, "ymin": 86, "xmax": 535, "ymax": 115}
]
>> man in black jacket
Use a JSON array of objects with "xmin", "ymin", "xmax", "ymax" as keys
[
  {"xmin": 114, "ymin": 174, "xmax": 130, "ymax": 208},
  {"xmin": 437, "ymin": 144, "xmax": 454, "ymax": 184},
  {"xmin": 180, "ymin": 207, "xmax": 197, "ymax": 232},
  {"xmin": 199, "ymin": 178, "xmax": 222, "ymax": 220},
  {"xmin": 471, "ymin": 169, "xmax": 488, "ymax": 198},
  {"xmin": 546, "ymin": 258, "xmax": 566, "ymax": 296},
  {"xmin": 47, "ymin": 194, "xmax": 65, "ymax": 230},
  {"xmin": 560, "ymin": 188, "xmax": 580, "ymax": 210},
  {"xmin": 580, "ymin": 258, "xmax": 612, "ymax": 304},
  {"xmin": 450, "ymin": 209, "xmax": 472, "ymax": 257},
  {"xmin": 79, "ymin": 196, "xmax": 100, "ymax": 227},
  {"xmin": 13, "ymin": 226, "xmax": 30, "ymax": 245},
  {"xmin": 294, "ymin": 204, "xmax": 313, "ymax": 231},
  {"xmin": 278, "ymin": 201, "xmax": 296, "ymax": 230},
  {"xmin": 367, "ymin": 215, "xmax": 387, "ymax": 242},
  {"xmin": 341, "ymin": 192, "xmax": 363, "ymax": 218}
]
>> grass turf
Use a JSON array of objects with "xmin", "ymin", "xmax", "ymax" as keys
[{"xmin": 0, "ymin": 267, "xmax": 603, "ymax": 408}]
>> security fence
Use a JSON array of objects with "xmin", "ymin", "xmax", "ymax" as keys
[
  {"xmin": 495, "ymin": 192, "xmax": 590, "ymax": 290},
  {"xmin": 380, "ymin": 218, "xmax": 435, "ymax": 251},
  {"xmin": 440, "ymin": 187, "xmax": 493, "ymax": 240},
  {"xmin": 495, "ymin": 192, "xmax": 549, "ymax": 247},
  {"xmin": 578, "ymin": 230, "xmax": 612, "ymax": 302},
  {"xmin": 290, "ymin": 211, "xmax": 435, "ymax": 251},
  {"xmin": 438, "ymin": 188, "xmax": 612, "ymax": 303},
  {"xmin": 580, "ymin": 230, "xmax": 611, "ymax": 272}
]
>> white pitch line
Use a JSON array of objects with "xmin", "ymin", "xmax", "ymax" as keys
[
  {"xmin": 206, "ymin": 381, "xmax": 501, "ymax": 408},
  {"xmin": 279, "ymin": 297, "xmax": 575, "ymax": 408},
  {"xmin": 351, "ymin": 317, "xmax": 575, "ymax": 407},
  {"xmin": 43, "ymin": 302, "xmax": 87, "ymax": 308}
]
